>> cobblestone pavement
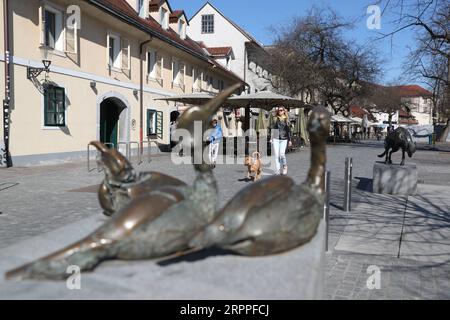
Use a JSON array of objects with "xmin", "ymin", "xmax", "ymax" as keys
[{"xmin": 0, "ymin": 140, "xmax": 449, "ymax": 299}]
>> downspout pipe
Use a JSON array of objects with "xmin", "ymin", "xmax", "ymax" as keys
[
  {"xmin": 139, "ymin": 37, "xmax": 152, "ymax": 155},
  {"xmin": 3, "ymin": 0, "xmax": 12, "ymax": 167}
]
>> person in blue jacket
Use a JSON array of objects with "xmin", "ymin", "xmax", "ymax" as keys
[{"xmin": 208, "ymin": 118, "xmax": 222, "ymax": 168}]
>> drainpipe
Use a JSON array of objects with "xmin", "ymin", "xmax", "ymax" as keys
[
  {"xmin": 2, "ymin": 0, "xmax": 12, "ymax": 167},
  {"xmin": 139, "ymin": 37, "xmax": 152, "ymax": 155}
]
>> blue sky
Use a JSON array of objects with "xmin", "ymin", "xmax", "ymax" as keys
[{"xmin": 171, "ymin": 0, "xmax": 418, "ymax": 86}]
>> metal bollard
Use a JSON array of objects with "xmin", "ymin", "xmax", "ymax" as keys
[
  {"xmin": 343, "ymin": 157, "xmax": 353, "ymax": 212},
  {"xmin": 324, "ymin": 170, "xmax": 331, "ymax": 252}
]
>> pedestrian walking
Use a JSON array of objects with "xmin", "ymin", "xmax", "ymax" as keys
[
  {"xmin": 270, "ymin": 106, "xmax": 292, "ymax": 175},
  {"xmin": 208, "ymin": 118, "xmax": 222, "ymax": 168}
]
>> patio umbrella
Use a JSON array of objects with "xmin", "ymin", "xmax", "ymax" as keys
[
  {"xmin": 331, "ymin": 115, "xmax": 355, "ymax": 123},
  {"xmin": 256, "ymin": 110, "xmax": 268, "ymax": 134},
  {"xmin": 154, "ymin": 92, "xmax": 216, "ymax": 105},
  {"xmin": 295, "ymin": 108, "xmax": 309, "ymax": 144},
  {"xmin": 225, "ymin": 90, "xmax": 305, "ymax": 110}
]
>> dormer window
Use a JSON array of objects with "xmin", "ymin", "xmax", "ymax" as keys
[
  {"xmin": 178, "ymin": 20, "xmax": 186, "ymax": 39},
  {"xmin": 160, "ymin": 7, "xmax": 168, "ymax": 29}
]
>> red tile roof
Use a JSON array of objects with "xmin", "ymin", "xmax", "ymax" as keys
[
  {"xmin": 88, "ymin": 0, "xmax": 245, "ymax": 84},
  {"xmin": 399, "ymin": 118, "xmax": 419, "ymax": 125},
  {"xmin": 170, "ymin": 10, "xmax": 184, "ymax": 18},
  {"xmin": 349, "ymin": 105, "xmax": 368, "ymax": 118},
  {"xmin": 205, "ymin": 46, "xmax": 233, "ymax": 57},
  {"xmin": 349, "ymin": 105, "xmax": 376, "ymax": 121},
  {"xmin": 398, "ymin": 108, "xmax": 418, "ymax": 124},
  {"xmin": 390, "ymin": 85, "xmax": 432, "ymax": 98},
  {"xmin": 399, "ymin": 109, "xmax": 410, "ymax": 117},
  {"xmin": 169, "ymin": 10, "xmax": 188, "ymax": 24}
]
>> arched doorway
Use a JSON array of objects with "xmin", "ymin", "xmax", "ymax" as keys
[{"xmin": 99, "ymin": 97, "xmax": 127, "ymax": 147}]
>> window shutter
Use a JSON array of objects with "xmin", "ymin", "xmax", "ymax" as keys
[
  {"xmin": 146, "ymin": 109, "xmax": 152, "ymax": 135},
  {"xmin": 39, "ymin": 5, "xmax": 46, "ymax": 45},
  {"xmin": 65, "ymin": 18, "xmax": 77, "ymax": 54},
  {"xmin": 121, "ymin": 38, "xmax": 130, "ymax": 70},
  {"xmin": 156, "ymin": 111, "xmax": 163, "ymax": 139}
]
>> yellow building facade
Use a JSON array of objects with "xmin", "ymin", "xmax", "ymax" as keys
[{"xmin": 0, "ymin": 0, "xmax": 244, "ymax": 165}]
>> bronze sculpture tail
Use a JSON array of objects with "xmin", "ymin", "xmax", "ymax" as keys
[
  {"xmin": 5, "ymin": 234, "xmax": 112, "ymax": 280},
  {"xmin": 377, "ymin": 150, "xmax": 386, "ymax": 158}
]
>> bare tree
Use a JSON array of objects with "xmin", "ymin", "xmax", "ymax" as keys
[
  {"xmin": 265, "ymin": 7, "xmax": 382, "ymax": 114},
  {"xmin": 363, "ymin": 83, "xmax": 410, "ymax": 126},
  {"xmin": 376, "ymin": 0, "xmax": 450, "ymax": 141}
]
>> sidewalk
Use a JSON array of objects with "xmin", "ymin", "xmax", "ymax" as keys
[
  {"xmin": 416, "ymin": 142, "xmax": 450, "ymax": 152},
  {"xmin": 325, "ymin": 180, "xmax": 450, "ymax": 299}
]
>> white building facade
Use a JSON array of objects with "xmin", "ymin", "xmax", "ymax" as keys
[{"xmin": 187, "ymin": 2, "xmax": 272, "ymax": 94}]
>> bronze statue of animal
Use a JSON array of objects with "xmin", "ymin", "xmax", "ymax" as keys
[
  {"xmin": 378, "ymin": 127, "xmax": 416, "ymax": 166},
  {"xmin": 188, "ymin": 106, "xmax": 330, "ymax": 256},
  {"xmin": 89, "ymin": 141, "xmax": 186, "ymax": 216},
  {"xmin": 5, "ymin": 84, "xmax": 242, "ymax": 281}
]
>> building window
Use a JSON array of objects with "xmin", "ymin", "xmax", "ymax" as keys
[
  {"xmin": 193, "ymin": 69, "xmax": 203, "ymax": 91},
  {"xmin": 147, "ymin": 109, "xmax": 163, "ymax": 139},
  {"xmin": 147, "ymin": 50, "xmax": 162, "ymax": 79},
  {"xmin": 44, "ymin": 85, "xmax": 65, "ymax": 127},
  {"xmin": 160, "ymin": 7, "xmax": 168, "ymax": 29},
  {"xmin": 207, "ymin": 75, "xmax": 214, "ymax": 90},
  {"xmin": 43, "ymin": 6, "xmax": 64, "ymax": 51},
  {"xmin": 172, "ymin": 59, "xmax": 185, "ymax": 89},
  {"xmin": 201, "ymin": 14, "xmax": 214, "ymax": 34},
  {"xmin": 108, "ymin": 34, "xmax": 121, "ymax": 69},
  {"xmin": 107, "ymin": 33, "xmax": 129, "ymax": 70},
  {"xmin": 178, "ymin": 62, "xmax": 185, "ymax": 86}
]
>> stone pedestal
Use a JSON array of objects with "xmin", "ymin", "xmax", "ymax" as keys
[
  {"xmin": 373, "ymin": 162, "xmax": 418, "ymax": 195},
  {"xmin": 0, "ymin": 217, "xmax": 325, "ymax": 299}
]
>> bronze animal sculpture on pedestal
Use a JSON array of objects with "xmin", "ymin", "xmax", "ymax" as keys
[
  {"xmin": 89, "ymin": 141, "xmax": 186, "ymax": 216},
  {"xmin": 188, "ymin": 106, "xmax": 330, "ymax": 256},
  {"xmin": 5, "ymin": 84, "xmax": 242, "ymax": 281},
  {"xmin": 378, "ymin": 127, "xmax": 416, "ymax": 165}
]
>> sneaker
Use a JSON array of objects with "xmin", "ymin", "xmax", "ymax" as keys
[{"xmin": 282, "ymin": 165, "xmax": 288, "ymax": 175}]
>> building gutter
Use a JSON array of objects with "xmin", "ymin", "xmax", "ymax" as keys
[
  {"xmin": 2, "ymin": 0, "xmax": 12, "ymax": 167},
  {"xmin": 139, "ymin": 37, "xmax": 153, "ymax": 154}
]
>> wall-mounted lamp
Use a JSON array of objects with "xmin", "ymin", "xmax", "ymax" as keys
[
  {"xmin": 27, "ymin": 59, "xmax": 52, "ymax": 80},
  {"xmin": 133, "ymin": 89, "xmax": 139, "ymax": 97},
  {"xmin": 90, "ymin": 81, "xmax": 97, "ymax": 89}
]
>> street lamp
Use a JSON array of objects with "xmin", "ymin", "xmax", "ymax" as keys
[{"xmin": 27, "ymin": 59, "xmax": 52, "ymax": 79}]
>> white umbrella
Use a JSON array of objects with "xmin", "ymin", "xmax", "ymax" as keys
[
  {"xmin": 225, "ymin": 91, "xmax": 304, "ymax": 110},
  {"xmin": 349, "ymin": 116, "xmax": 363, "ymax": 124},
  {"xmin": 331, "ymin": 115, "xmax": 354, "ymax": 123},
  {"xmin": 154, "ymin": 92, "xmax": 216, "ymax": 105}
]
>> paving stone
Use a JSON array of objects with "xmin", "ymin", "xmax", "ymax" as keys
[{"xmin": 1, "ymin": 141, "xmax": 449, "ymax": 299}]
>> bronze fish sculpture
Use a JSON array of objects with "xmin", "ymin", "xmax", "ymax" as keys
[
  {"xmin": 89, "ymin": 140, "xmax": 186, "ymax": 216},
  {"xmin": 5, "ymin": 84, "xmax": 242, "ymax": 280},
  {"xmin": 189, "ymin": 106, "xmax": 330, "ymax": 256}
]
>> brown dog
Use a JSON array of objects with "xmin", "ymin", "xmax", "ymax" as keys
[{"xmin": 244, "ymin": 151, "xmax": 262, "ymax": 181}]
